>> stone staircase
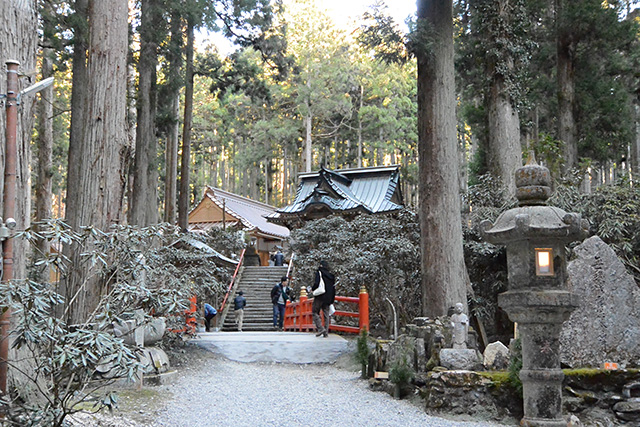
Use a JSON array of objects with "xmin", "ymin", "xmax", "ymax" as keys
[{"xmin": 222, "ymin": 266, "xmax": 289, "ymax": 331}]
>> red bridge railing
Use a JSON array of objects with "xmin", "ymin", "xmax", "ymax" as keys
[{"xmin": 284, "ymin": 285, "xmax": 369, "ymax": 334}]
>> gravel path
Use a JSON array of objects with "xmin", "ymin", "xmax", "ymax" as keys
[{"xmin": 147, "ymin": 351, "xmax": 503, "ymax": 427}]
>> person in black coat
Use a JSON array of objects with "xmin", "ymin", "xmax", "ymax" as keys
[
  {"xmin": 310, "ymin": 260, "xmax": 335, "ymax": 337},
  {"xmin": 271, "ymin": 276, "xmax": 291, "ymax": 330}
]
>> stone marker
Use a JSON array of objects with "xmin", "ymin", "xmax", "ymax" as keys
[
  {"xmin": 561, "ymin": 236, "xmax": 640, "ymax": 368},
  {"xmin": 483, "ymin": 341, "xmax": 509, "ymax": 370}
]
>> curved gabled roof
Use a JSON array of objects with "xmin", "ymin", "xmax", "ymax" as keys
[
  {"xmin": 267, "ymin": 165, "xmax": 404, "ymax": 223},
  {"xmin": 189, "ymin": 187, "xmax": 290, "ymax": 239}
]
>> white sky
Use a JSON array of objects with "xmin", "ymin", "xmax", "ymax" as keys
[
  {"xmin": 321, "ymin": 0, "xmax": 415, "ymax": 30},
  {"xmin": 198, "ymin": 0, "xmax": 416, "ymax": 55}
]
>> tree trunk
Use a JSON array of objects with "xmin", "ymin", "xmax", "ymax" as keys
[
  {"xmin": 487, "ymin": 76, "xmax": 521, "ymax": 196},
  {"xmin": 65, "ymin": 0, "xmax": 129, "ymax": 323},
  {"xmin": 417, "ymin": 0, "xmax": 468, "ymax": 317},
  {"xmin": 1, "ymin": 0, "xmax": 37, "ymax": 278},
  {"xmin": 556, "ymin": 0, "xmax": 578, "ymax": 173},
  {"xmin": 357, "ymin": 85, "xmax": 363, "ymax": 168},
  {"xmin": 67, "ymin": 0, "xmax": 88, "ymax": 232},
  {"xmin": 305, "ymin": 111, "xmax": 313, "ymax": 172},
  {"xmin": 632, "ymin": 101, "xmax": 640, "ymax": 182},
  {"xmin": 131, "ymin": 0, "xmax": 161, "ymax": 226},
  {"xmin": 35, "ymin": 1, "xmax": 55, "ymax": 272},
  {"xmin": 163, "ymin": 10, "xmax": 182, "ymax": 224},
  {"xmin": 178, "ymin": 16, "xmax": 195, "ymax": 231}
]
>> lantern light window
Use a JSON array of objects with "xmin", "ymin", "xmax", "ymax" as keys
[{"xmin": 535, "ymin": 248, "xmax": 554, "ymax": 276}]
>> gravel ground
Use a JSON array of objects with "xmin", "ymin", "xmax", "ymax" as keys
[
  {"xmin": 70, "ymin": 345, "xmax": 506, "ymax": 427},
  {"xmin": 149, "ymin": 350, "xmax": 501, "ymax": 427}
]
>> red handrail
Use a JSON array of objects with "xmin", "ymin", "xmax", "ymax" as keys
[
  {"xmin": 284, "ymin": 285, "xmax": 369, "ymax": 334},
  {"xmin": 219, "ymin": 248, "xmax": 246, "ymax": 313},
  {"xmin": 169, "ymin": 250, "xmax": 245, "ymax": 334}
]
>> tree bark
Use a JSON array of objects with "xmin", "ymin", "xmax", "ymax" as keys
[
  {"xmin": 632, "ymin": 101, "xmax": 640, "ymax": 182},
  {"xmin": 305, "ymin": 111, "xmax": 312, "ymax": 172},
  {"xmin": 1, "ymin": 0, "xmax": 38, "ymax": 279},
  {"xmin": 178, "ymin": 17, "xmax": 195, "ymax": 231},
  {"xmin": 417, "ymin": 0, "xmax": 468, "ymax": 317},
  {"xmin": 163, "ymin": 9, "xmax": 182, "ymax": 224},
  {"xmin": 357, "ymin": 85, "xmax": 363, "ymax": 168},
  {"xmin": 556, "ymin": 0, "xmax": 578, "ymax": 173},
  {"xmin": 65, "ymin": 0, "xmax": 129, "ymax": 323},
  {"xmin": 487, "ymin": 76, "xmax": 521, "ymax": 196},
  {"xmin": 35, "ymin": 18, "xmax": 55, "ymax": 271},
  {"xmin": 67, "ymin": 0, "xmax": 88, "ymax": 232},
  {"xmin": 130, "ymin": 0, "xmax": 161, "ymax": 226}
]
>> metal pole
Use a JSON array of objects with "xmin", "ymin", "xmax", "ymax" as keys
[
  {"xmin": 1, "ymin": 60, "xmax": 19, "ymax": 398},
  {"xmin": 385, "ymin": 297, "xmax": 398, "ymax": 340}
]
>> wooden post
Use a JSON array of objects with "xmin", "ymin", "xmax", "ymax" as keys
[
  {"xmin": 186, "ymin": 295, "xmax": 197, "ymax": 333},
  {"xmin": 359, "ymin": 285, "xmax": 369, "ymax": 332},
  {"xmin": 299, "ymin": 286, "xmax": 308, "ymax": 331}
]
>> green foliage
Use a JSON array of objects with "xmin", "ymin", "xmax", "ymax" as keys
[
  {"xmin": 10, "ymin": 221, "xmax": 241, "ymax": 424},
  {"xmin": 527, "ymin": 134, "xmax": 565, "ymax": 179},
  {"xmin": 463, "ymin": 175, "xmax": 513, "ymax": 341},
  {"xmin": 289, "ymin": 210, "xmax": 421, "ymax": 330},
  {"xmin": 0, "ymin": 278, "xmax": 142, "ymax": 426},
  {"xmin": 389, "ymin": 353, "xmax": 414, "ymax": 386},
  {"xmin": 508, "ymin": 337, "xmax": 523, "ymax": 396},
  {"xmin": 550, "ymin": 180, "xmax": 640, "ymax": 283},
  {"xmin": 358, "ymin": 1, "xmax": 410, "ymax": 65},
  {"xmin": 355, "ymin": 328, "xmax": 371, "ymax": 378}
]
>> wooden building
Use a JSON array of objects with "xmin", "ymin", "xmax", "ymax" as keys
[{"xmin": 188, "ymin": 187, "xmax": 290, "ymax": 266}]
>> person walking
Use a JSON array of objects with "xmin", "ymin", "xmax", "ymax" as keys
[
  {"xmin": 204, "ymin": 303, "xmax": 217, "ymax": 332},
  {"xmin": 310, "ymin": 260, "xmax": 335, "ymax": 337},
  {"xmin": 271, "ymin": 276, "xmax": 291, "ymax": 330},
  {"xmin": 234, "ymin": 290, "xmax": 247, "ymax": 332}
]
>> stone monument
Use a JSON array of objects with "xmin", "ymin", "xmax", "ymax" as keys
[
  {"xmin": 562, "ymin": 236, "xmax": 640, "ymax": 368},
  {"xmin": 439, "ymin": 303, "xmax": 481, "ymax": 370},
  {"xmin": 450, "ymin": 302, "xmax": 469, "ymax": 349},
  {"xmin": 480, "ymin": 156, "xmax": 588, "ymax": 427}
]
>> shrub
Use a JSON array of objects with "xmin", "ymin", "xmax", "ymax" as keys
[
  {"xmin": 508, "ymin": 337, "xmax": 523, "ymax": 396},
  {"xmin": 289, "ymin": 210, "xmax": 421, "ymax": 332},
  {"xmin": 355, "ymin": 328, "xmax": 371, "ymax": 378},
  {"xmin": 7, "ymin": 220, "xmax": 241, "ymax": 424}
]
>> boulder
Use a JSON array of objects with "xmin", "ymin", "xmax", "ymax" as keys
[
  {"xmin": 613, "ymin": 399, "xmax": 640, "ymax": 422},
  {"xmin": 483, "ymin": 341, "xmax": 510, "ymax": 370},
  {"xmin": 561, "ymin": 236, "xmax": 640, "ymax": 368},
  {"xmin": 439, "ymin": 348, "xmax": 482, "ymax": 370},
  {"xmin": 114, "ymin": 317, "xmax": 166, "ymax": 347}
]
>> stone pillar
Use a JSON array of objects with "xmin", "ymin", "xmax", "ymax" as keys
[{"xmin": 500, "ymin": 295, "xmax": 576, "ymax": 426}]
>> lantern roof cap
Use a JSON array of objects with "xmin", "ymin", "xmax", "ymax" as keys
[{"xmin": 515, "ymin": 153, "xmax": 552, "ymax": 206}]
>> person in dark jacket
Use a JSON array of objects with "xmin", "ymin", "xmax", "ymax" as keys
[
  {"xmin": 204, "ymin": 303, "xmax": 217, "ymax": 332},
  {"xmin": 233, "ymin": 290, "xmax": 247, "ymax": 332},
  {"xmin": 273, "ymin": 249, "xmax": 285, "ymax": 266},
  {"xmin": 310, "ymin": 260, "xmax": 336, "ymax": 337},
  {"xmin": 271, "ymin": 276, "xmax": 291, "ymax": 330}
]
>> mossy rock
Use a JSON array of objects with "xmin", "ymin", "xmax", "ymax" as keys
[{"xmin": 563, "ymin": 368, "xmax": 640, "ymax": 392}]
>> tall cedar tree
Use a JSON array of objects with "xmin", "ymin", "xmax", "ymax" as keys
[
  {"xmin": 417, "ymin": 0, "xmax": 468, "ymax": 316},
  {"xmin": 65, "ymin": 0, "xmax": 129, "ymax": 323},
  {"xmin": 130, "ymin": 0, "xmax": 163, "ymax": 226}
]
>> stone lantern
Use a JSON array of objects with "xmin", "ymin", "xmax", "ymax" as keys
[{"xmin": 480, "ymin": 157, "xmax": 588, "ymax": 427}]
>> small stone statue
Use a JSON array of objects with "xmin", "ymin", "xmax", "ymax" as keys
[{"xmin": 450, "ymin": 303, "xmax": 469, "ymax": 349}]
